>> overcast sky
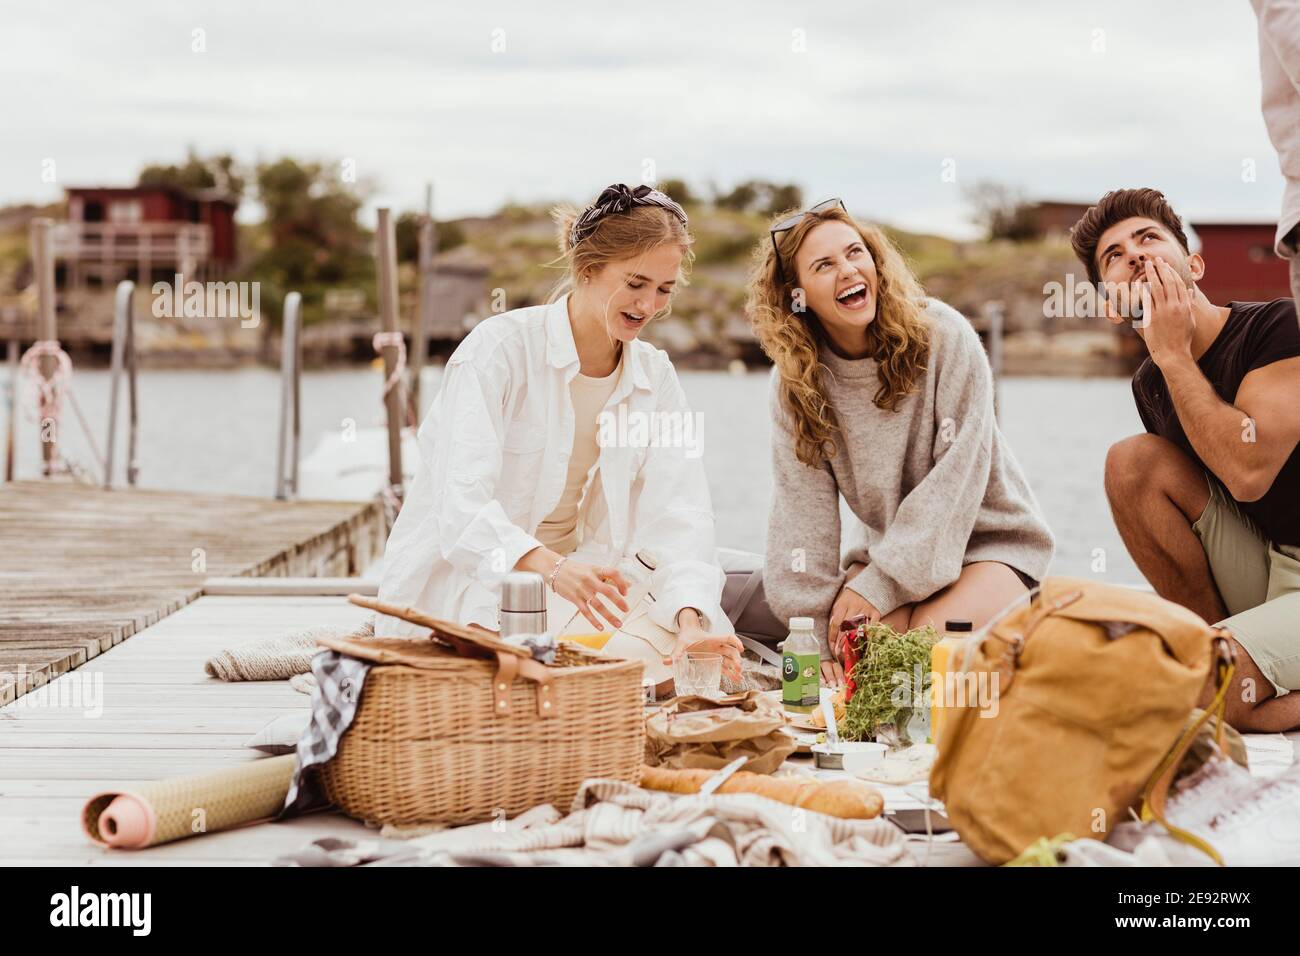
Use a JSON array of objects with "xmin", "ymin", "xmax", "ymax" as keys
[{"xmin": 3, "ymin": 0, "xmax": 1284, "ymax": 238}]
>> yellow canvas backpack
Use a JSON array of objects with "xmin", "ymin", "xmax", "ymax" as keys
[{"xmin": 929, "ymin": 577, "xmax": 1236, "ymax": 865}]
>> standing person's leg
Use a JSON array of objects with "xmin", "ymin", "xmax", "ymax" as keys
[
  {"xmin": 1254, "ymin": 0, "xmax": 1300, "ymax": 312},
  {"xmin": 907, "ymin": 562, "xmax": 1029, "ymax": 632},
  {"xmin": 1287, "ymin": 226, "xmax": 1300, "ymax": 317},
  {"xmin": 1104, "ymin": 434, "xmax": 1233, "ymax": 623},
  {"xmin": 1291, "ymin": 254, "xmax": 1299, "ymax": 317}
]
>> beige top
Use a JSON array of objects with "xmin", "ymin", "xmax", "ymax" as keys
[{"xmin": 534, "ymin": 356, "xmax": 622, "ymax": 555}]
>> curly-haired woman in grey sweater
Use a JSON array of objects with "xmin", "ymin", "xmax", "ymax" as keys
[{"xmin": 747, "ymin": 201, "xmax": 1054, "ymax": 688}]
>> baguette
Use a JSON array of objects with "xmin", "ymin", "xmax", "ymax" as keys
[{"xmin": 638, "ymin": 765, "xmax": 883, "ymax": 819}]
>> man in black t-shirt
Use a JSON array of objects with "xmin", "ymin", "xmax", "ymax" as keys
[{"xmin": 1071, "ymin": 188, "xmax": 1300, "ymax": 733}]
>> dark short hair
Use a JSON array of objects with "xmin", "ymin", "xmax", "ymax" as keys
[{"xmin": 1070, "ymin": 188, "xmax": 1191, "ymax": 284}]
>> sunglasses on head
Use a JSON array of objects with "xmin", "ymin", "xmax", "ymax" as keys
[{"xmin": 770, "ymin": 198, "xmax": 848, "ymax": 285}]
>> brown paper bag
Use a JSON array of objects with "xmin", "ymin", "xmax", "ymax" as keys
[{"xmin": 645, "ymin": 690, "xmax": 797, "ymax": 774}]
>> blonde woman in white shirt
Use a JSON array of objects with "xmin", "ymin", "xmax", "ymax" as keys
[{"xmin": 376, "ymin": 184, "xmax": 743, "ymax": 686}]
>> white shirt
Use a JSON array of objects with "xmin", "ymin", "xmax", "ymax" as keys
[{"xmin": 374, "ymin": 294, "xmax": 728, "ymax": 638}]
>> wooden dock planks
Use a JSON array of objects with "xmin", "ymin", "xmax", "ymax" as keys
[
  {"xmin": 0, "ymin": 481, "xmax": 384, "ymax": 705},
  {"xmin": 0, "ymin": 594, "xmax": 376, "ymax": 866}
]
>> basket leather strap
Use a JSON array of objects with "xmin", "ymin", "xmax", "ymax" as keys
[
  {"xmin": 493, "ymin": 651, "xmax": 559, "ymax": 719},
  {"xmin": 493, "ymin": 652, "xmax": 518, "ymax": 715},
  {"xmin": 528, "ymin": 663, "xmax": 556, "ymax": 719}
]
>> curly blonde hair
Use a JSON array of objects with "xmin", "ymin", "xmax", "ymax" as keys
[{"xmin": 746, "ymin": 206, "xmax": 931, "ymax": 467}]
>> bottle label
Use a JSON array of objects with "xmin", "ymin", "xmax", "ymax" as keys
[{"xmin": 782, "ymin": 652, "xmax": 821, "ymax": 710}]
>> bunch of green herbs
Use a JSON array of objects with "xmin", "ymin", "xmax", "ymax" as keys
[{"xmin": 840, "ymin": 621, "xmax": 938, "ymax": 743}]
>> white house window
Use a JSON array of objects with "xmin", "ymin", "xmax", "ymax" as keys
[{"xmin": 108, "ymin": 199, "xmax": 143, "ymax": 224}]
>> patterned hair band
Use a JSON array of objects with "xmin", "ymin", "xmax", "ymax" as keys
[{"xmin": 570, "ymin": 183, "xmax": 688, "ymax": 247}]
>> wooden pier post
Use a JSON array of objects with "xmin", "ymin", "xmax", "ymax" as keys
[
  {"xmin": 411, "ymin": 183, "xmax": 434, "ymax": 419},
  {"xmin": 375, "ymin": 208, "xmax": 405, "ymax": 503},
  {"xmin": 105, "ymin": 280, "xmax": 139, "ymax": 489},
  {"xmin": 4, "ymin": 337, "xmax": 17, "ymax": 483},
  {"xmin": 274, "ymin": 292, "xmax": 302, "ymax": 500},
  {"xmin": 984, "ymin": 300, "xmax": 1004, "ymax": 423},
  {"xmin": 29, "ymin": 218, "xmax": 57, "ymax": 476}
]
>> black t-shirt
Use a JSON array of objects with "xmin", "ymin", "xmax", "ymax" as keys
[{"xmin": 1132, "ymin": 298, "xmax": 1300, "ymax": 546}]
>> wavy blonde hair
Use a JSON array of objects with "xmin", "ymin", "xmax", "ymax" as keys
[{"xmin": 746, "ymin": 206, "xmax": 931, "ymax": 467}]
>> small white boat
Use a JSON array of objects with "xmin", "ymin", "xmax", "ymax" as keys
[{"xmin": 297, "ymin": 425, "xmax": 419, "ymax": 503}]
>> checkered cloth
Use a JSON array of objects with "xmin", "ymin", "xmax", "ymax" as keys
[{"xmin": 279, "ymin": 650, "xmax": 373, "ymax": 817}]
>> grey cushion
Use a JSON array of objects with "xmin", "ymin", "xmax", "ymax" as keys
[{"xmin": 245, "ymin": 712, "xmax": 311, "ymax": 754}]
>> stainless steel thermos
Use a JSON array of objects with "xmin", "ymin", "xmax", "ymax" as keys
[{"xmin": 498, "ymin": 570, "xmax": 547, "ymax": 642}]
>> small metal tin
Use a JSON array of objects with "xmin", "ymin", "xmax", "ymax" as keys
[
  {"xmin": 811, "ymin": 741, "xmax": 889, "ymax": 772},
  {"xmin": 813, "ymin": 745, "xmax": 845, "ymax": 770}
]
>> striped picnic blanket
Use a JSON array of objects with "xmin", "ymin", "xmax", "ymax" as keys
[{"xmin": 276, "ymin": 777, "xmax": 911, "ymax": 867}]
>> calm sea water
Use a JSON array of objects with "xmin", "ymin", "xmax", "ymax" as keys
[{"xmin": 4, "ymin": 367, "xmax": 1147, "ymax": 585}]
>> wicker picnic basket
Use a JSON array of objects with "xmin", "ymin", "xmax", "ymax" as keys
[{"xmin": 316, "ymin": 596, "xmax": 647, "ymax": 828}]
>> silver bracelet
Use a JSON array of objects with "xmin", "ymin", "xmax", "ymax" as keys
[
  {"xmin": 546, "ymin": 556, "xmax": 567, "ymax": 592},
  {"xmin": 676, "ymin": 607, "xmax": 707, "ymax": 632}
]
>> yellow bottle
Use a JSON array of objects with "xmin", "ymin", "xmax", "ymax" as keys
[{"xmin": 930, "ymin": 619, "xmax": 973, "ymax": 747}]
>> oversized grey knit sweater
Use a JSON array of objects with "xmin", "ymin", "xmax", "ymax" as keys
[{"xmin": 764, "ymin": 298, "xmax": 1054, "ymax": 657}]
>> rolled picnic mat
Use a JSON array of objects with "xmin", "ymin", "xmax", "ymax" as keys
[{"xmin": 81, "ymin": 754, "xmax": 298, "ymax": 849}]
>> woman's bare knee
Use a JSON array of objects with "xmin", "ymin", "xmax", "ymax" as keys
[
  {"xmin": 909, "ymin": 562, "xmax": 1028, "ymax": 631},
  {"xmin": 881, "ymin": 604, "xmax": 912, "ymax": 630}
]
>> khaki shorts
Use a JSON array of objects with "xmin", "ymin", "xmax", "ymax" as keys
[{"xmin": 1192, "ymin": 476, "xmax": 1300, "ymax": 697}]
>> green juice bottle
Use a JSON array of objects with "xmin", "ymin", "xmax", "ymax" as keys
[{"xmin": 781, "ymin": 616, "xmax": 821, "ymax": 714}]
